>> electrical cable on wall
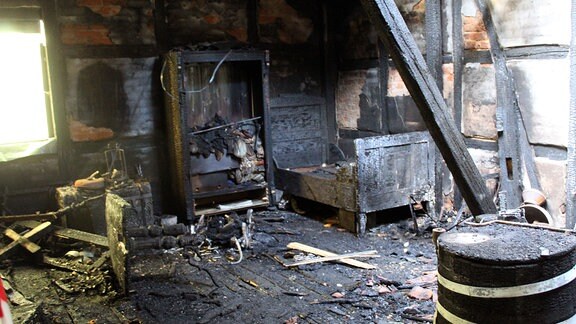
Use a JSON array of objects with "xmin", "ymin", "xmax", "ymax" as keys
[{"xmin": 160, "ymin": 49, "xmax": 233, "ymax": 100}]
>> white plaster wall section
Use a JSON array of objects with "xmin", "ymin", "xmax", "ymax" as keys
[
  {"xmin": 462, "ymin": 0, "xmax": 478, "ymax": 17},
  {"xmin": 508, "ymin": 58, "xmax": 569, "ymax": 147},
  {"xmin": 462, "ymin": 62, "xmax": 497, "ymax": 139},
  {"xmin": 489, "ymin": 0, "xmax": 570, "ymax": 48},
  {"xmin": 443, "ymin": 0, "xmax": 454, "ymax": 54}
]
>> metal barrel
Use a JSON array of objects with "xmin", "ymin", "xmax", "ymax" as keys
[{"xmin": 435, "ymin": 221, "xmax": 576, "ymax": 323}]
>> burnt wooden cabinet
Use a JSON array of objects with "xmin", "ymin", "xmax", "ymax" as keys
[
  {"xmin": 163, "ymin": 49, "xmax": 274, "ymax": 223},
  {"xmin": 270, "ymin": 96, "xmax": 435, "ymax": 235}
]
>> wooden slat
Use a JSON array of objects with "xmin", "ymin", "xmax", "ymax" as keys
[
  {"xmin": 287, "ymin": 242, "xmax": 377, "ymax": 270},
  {"xmin": 284, "ymin": 251, "xmax": 380, "ymax": 267},
  {"xmin": 0, "ymin": 212, "xmax": 57, "ymax": 223},
  {"xmin": 4, "ymin": 228, "xmax": 41, "ymax": 253},
  {"xmin": 0, "ymin": 222, "xmax": 52, "ymax": 259},
  {"xmin": 358, "ymin": 0, "xmax": 497, "ymax": 215},
  {"xmin": 17, "ymin": 221, "xmax": 108, "ymax": 248},
  {"xmin": 52, "ymin": 227, "xmax": 109, "ymax": 248}
]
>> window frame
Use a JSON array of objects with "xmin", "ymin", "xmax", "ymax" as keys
[{"xmin": 0, "ymin": 8, "xmax": 57, "ymax": 162}]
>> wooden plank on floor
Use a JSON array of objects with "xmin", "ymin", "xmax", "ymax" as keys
[
  {"xmin": 0, "ymin": 222, "xmax": 52, "ymax": 259},
  {"xmin": 17, "ymin": 221, "xmax": 108, "ymax": 247},
  {"xmin": 287, "ymin": 242, "xmax": 377, "ymax": 269},
  {"xmin": 4, "ymin": 228, "xmax": 41, "ymax": 253}
]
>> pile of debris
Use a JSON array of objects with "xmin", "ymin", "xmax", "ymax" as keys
[{"xmin": 189, "ymin": 114, "xmax": 265, "ymax": 185}]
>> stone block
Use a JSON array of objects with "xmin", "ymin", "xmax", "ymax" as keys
[
  {"xmin": 462, "ymin": 63, "xmax": 497, "ymax": 140},
  {"xmin": 509, "ymin": 59, "xmax": 569, "ymax": 147},
  {"xmin": 535, "ymin": 157, "xmax": 566, "ymax": 227},
  {"xmin": 489, "ymin": 0, "xmax": 570, "ymax": 47}
]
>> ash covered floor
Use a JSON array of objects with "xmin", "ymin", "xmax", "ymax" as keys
[{"xmin": 5, "ymin": 210, "xmax": 439, "ymax": 323}]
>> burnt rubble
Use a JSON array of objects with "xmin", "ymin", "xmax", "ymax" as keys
[{"xmin": 1, "ymin": 206, "xmax": 442, "ymax": 323}]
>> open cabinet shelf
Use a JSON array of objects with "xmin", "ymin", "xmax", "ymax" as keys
[{"xmin": 163, "ymin": 49, "xmax": 275, "ymax": 223}]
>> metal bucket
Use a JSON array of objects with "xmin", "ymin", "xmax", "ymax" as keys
[
  {"xmin": 435, "ymin": 222, "xmax": 576, "ymax": 323},
  {"xmin": 521, "ymin": 203, "xmax": 554, "ymax": 226}
]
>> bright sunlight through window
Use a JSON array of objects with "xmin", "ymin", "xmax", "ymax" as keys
[{"xmin": 0, "ymin": 27, "xmax": 50, "ymax": 144}]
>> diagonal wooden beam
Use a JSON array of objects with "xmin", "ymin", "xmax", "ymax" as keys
[{"xmin": 359, "ymin": 0, "xmax": 497, "ymax": 215}]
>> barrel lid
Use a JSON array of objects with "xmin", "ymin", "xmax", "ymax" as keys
[{"xmin": 438, "ymin": 223, "xmax": 576, "ymax": 264}]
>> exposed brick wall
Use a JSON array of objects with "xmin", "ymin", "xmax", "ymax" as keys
[
  {"xmin": 65, "ymin": 57, "xmax": 160, "ymax": 140},
  {"xmin": 336, "ymin": 70, "xmax": 367, "ymax": 130},
  {"xmin": 69, "ymin": 119, "xmax": 115, "ymax": 142},
  {"xmin": 77, "ymin": 0, "xmax": 124, "ymax": 17},
  {"xmin": 387, "ymin": 68, "xmax": 410, "ymax": 97},
  {"xmin": 462, "ymin": 63, "xmax": 497, "ymax": 140},
  {"xmin": 60, "ymin": 23, "xmax": 114, "ymax": 45},
  {"xmin": 259, "ymin": 0, "xmax": 314, "ymax": 44},
  {"xmin": 535, "ymin": 158, "xmax": 567, "ymax": 227},
  {"xmin": 165, "ymin": 0, "xmax": 247, "ymax": 45},
  {"xmin": 59, "ymin": 0, "xmax": 155, "ymax": 45},
  {"xmin": 463, "ymin": 10, "xmax": 490, "ymax": 50}
]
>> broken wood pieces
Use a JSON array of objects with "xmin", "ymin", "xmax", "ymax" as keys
[
  {"xmin": 0, "ymin": 221, "xmax": 52, "ymax": 259},
  {"xmin": 286, "ymin": 242, "xmax": 378, "ymax": 270},
  {"xmin": 0, "ymin": 193, "xmax": 105, "ymax": 224},
  {"xmin": 284, "ymin": 251, "xmax": 380, "ymax": 267},
  {"xmin": 17, "ymin": 220, "xmax": 108, "ymax": 248},
  {"xmin": 4, "ymin": 228, "xmax": 41, "ymax": 253}
]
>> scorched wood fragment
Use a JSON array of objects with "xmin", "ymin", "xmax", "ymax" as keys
[{"xmin": 358, "ymin": 0, "xmax": 497, "ymax": 215}]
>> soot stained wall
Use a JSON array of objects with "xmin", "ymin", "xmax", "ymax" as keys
[{"xmin": 0, "ymin": 0, "xmax": 571, "ymax": 226}]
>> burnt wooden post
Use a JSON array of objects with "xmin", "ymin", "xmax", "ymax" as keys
[
  {"xmin": 451, "ymin": 0, "xmax": 464, "ymax": 211},
  {"xmin": 359, "ymin": 0, "xmax": 497, "ymax": 215},
  {"xmin": 474, "ymin": 0, "xmax": 541, "ymax": 211},
  {"xmin": 425, "ymin": 0, "xmax": 446, "ymax": 215},
  {"xmin": 568, "ymin": 0, "xmax": 576, "ymax": 229}
]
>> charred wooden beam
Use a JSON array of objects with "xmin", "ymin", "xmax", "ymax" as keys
[
  {"xmin": 43, "ymin": 0, "xmax": 71, "ymax": 179},
  {"xmin": 358, "ymin": 0, "xmax": 497, "ymax": 215},
  {"xmin": 378, "ymin": 40, "xmax": 390, "ymax": 134},
  {"xmin": 504, "ymin": 45, "xmax": 569, "ymax": 61},
  {"xmin": 425, "ymin": 0, "xmax": 445, "ymax": 215},
  {"xmin": 247, "ymin": 0, "xmax": 259, "ymax": 44},
  {"xmin": 567, "ymin": 0, "xmax": 576, "ymax": 229},
  {"xmin": 452, "ymin": 0, "xmax": 464, "ymax": 130},
  {"xmin": 425, "ymin": 0, "xmax": 443, "ymax": 88},
  {"xmin": 153, "ymin": 0, "xmax": 169, "ymax": 52},
  {"xmin": 322, "ymin": 1, "xmax": 339, "ymax": 144},
  {"xmin": 452, "ymin": 0, "xmax": 465, "ymax": 211}
]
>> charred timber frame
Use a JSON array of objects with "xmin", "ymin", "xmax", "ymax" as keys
[
  {"xmin": 358, "ymin": 0, "xmax": 497, "ymax": 215},
  {"xmin": 451, "ymin": 0, "xmax": 465, "ymax": 211},
  {"xmin": 425, "ymin": 0, "xmax": 446, "ymax": 215},
  {"xmin": 474, "ymin": 0, "xmax": 541, "ymax": 210},
  {"xmin": 568, "ymin": 0, "xmax": 576, "ymax": 229}
]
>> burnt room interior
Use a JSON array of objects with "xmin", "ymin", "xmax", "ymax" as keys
[{"xmin": 0, "ymin": 0, "xmax": 574, "ymax": 323}]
